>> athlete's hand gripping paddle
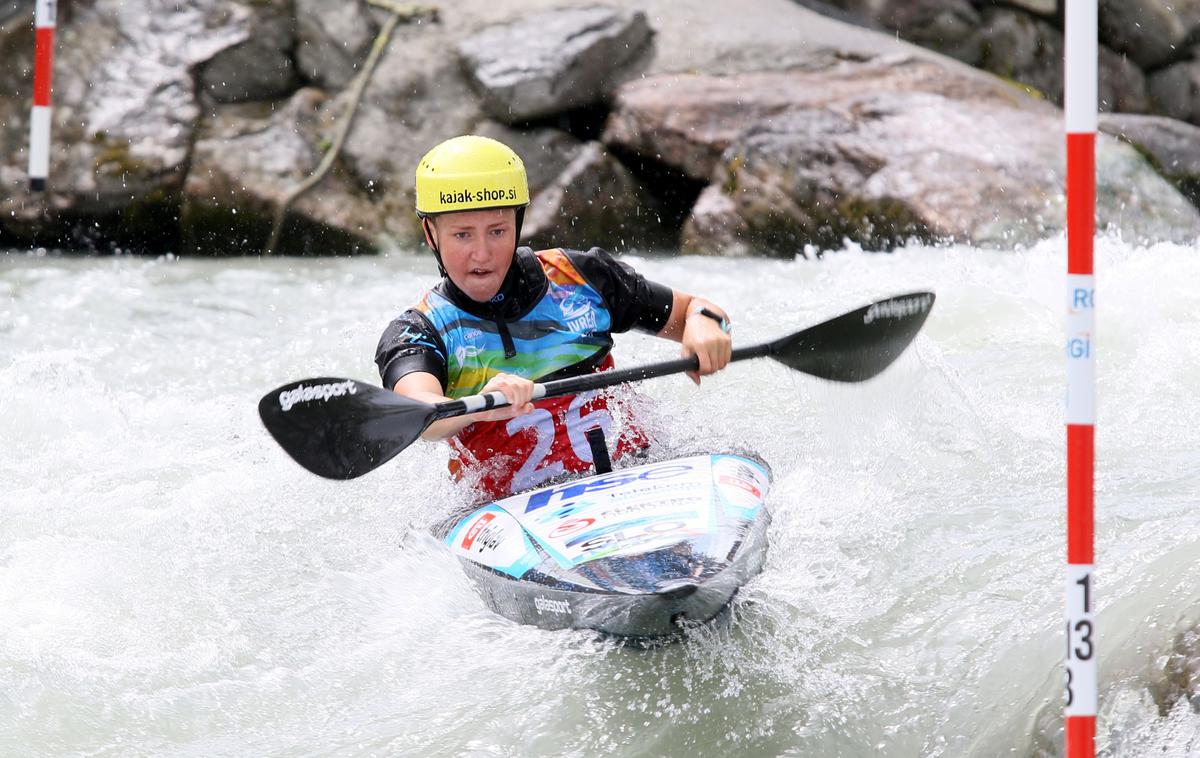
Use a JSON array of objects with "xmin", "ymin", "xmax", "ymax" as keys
[{"xmin": 258, "ymin": 291, "xmax": 936, "ymax": 480}]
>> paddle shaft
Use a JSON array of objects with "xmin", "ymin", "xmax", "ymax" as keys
[{"xmin": 431, "ymin": 342, "xmax": 775, "ymax": 421}]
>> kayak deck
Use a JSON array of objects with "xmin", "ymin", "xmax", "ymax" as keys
[{"xmin": 434, "ymin": 453, "xmax": 773, "ymax": 639}]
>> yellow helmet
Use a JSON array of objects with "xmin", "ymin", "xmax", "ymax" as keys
[{"xmin": 415, "ymin": 135, "xmax": 530, "ymax": 216}]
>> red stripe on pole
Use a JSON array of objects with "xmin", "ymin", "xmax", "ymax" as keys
[
  {"xmin": 33, "ymin": 27, "xmax": 54, "ymax": 106},
  {"xmin": 1067, "ymin": 423, "xmax": 1094, "ymax": 564},
  {"xmin": 1066, "ymin": 132, "xmax": 1095, "ymax": 275},
  {"xmin": 1066, "ymin": 715, "xmax": 1096, "ymax": 757}
]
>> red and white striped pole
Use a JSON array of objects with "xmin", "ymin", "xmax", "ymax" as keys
[
  {"xmin": 28, "ymin": 0, "xmax": 57, "ymax": 192},
  {"xmin": 1064, "ymin": 0, "xmax": 1097, "ymax": 756}
]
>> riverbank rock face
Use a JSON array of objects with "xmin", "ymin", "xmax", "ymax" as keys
[
  {"xmin": 294, "ymin": 0, "xmax": 377, "ymax": 90},
  {"xmin": 200, "ymin": 0, "xmax": 300, "ymax": 104},
  {"xmin": 604, "ymin": 57, "xmax": 1200, "ymax": 255},
  {"xmin": 1100, "ymin": 113, "xmax": 1200, "ymax": 205},
  {"xmin": 322, "ymin": 19, "xmax": 488, "ymax": 245},
  {"xmin": 838, "ymin": 0, "xmax": 985, "ymax": 64},
  {"xmin": 1098, "ymin": 0, "xmax": 1200, "ymax": 70},
  {"xmin": 522, "ymin": 141, "xmax": 663, "ymax": 250},
  {"xmin": 3, "ymin": 0, "xmax": 1200, "ymax": 255},
  {"xmin": 181, "ymin": 89, "xmax": 379, "ymax": 256},
  {"xmin": 0, "ymin": 0, "xmax": 249, "ymax": 248},
  {"xmin": 974, "ymin": 8, "xmax": 1149, "ymax": 114},
  {"xmin": 1148, "ymin": 60, "xmax": 1200, "ymax": 124},
  {"xmin": 457, "ymin": 7, "xmax": 653, "ymax": 123},
  {"xmin": 820, "ymin": 2, "xmax": 1150, "ymax": 114}
]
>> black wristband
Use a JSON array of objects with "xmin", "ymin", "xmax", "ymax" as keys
[{"xmin": 690, "ymin": 305, "xmax": 732, "ymax": 334}]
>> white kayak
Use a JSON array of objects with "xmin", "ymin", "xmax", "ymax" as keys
[{"xmin": 434, "ymin": 453, "xmax": 772, "ymax": 638}]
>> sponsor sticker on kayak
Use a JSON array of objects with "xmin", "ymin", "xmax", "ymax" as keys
[
  {"xmin": 497, "ymin": 455, "xmax": 768, "ymax": 568},
  {"xmin": 712, "ymin": 456, "xmax": 771, "ymax": 520},
  {"xmin": 444, "ymin": 505, "xmax": 539, "ymax": 578},
  {"xmin": 445, "ymin": 455, "xmax": 771, "ymax": 572}
]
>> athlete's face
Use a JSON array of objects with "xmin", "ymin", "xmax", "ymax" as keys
[{"xmin": 426, "ymin": 209, "xmax": 517, "ymax": 302}]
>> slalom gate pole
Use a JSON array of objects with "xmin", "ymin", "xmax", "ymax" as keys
[
  {"xmin": 1063, "ymin": 0, "xmax": 1097, "ymax": 755},
  {"xmin": 28, "ymin": 0, "xmax": 56, "ymax": 192}
]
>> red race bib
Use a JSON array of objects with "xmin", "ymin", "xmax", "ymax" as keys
[{"xmin": 448, "ymin": 389, "xmax": 650, "ymax": 501}]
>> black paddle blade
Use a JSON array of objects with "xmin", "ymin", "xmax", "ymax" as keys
[
  {"xmin": 257, "ymin": 378, "xmax": 437, "ymax": 479},
  {"xmin": 769, "ymin": 291, "xmax": 935, "ymax": 382}
]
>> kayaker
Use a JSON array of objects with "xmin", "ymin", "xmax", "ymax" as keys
[{"xmin": 375, "ymin": 135, "xmax": 733, "ymax": 499}]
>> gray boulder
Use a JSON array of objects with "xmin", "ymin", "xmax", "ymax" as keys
[
  {"xmin": 603, "ymin": 58, "xmax": 1198, "ymax": 255},
  {"xmin": 200, "ymin": 0, "xmax": 300, "ymax": 103},
  {"xmin": 975, "ymin": 8, "xmax": 1060, "ymax": 95},
  {"xmin": 973, "ymin": 8, "xmax": 1148, "ymax": 113},
  {"xmin": 1098, "ymin": 42, "xmax": 1153, "ymax": 114},
  {"xmin": 1095, "ymin": 134, "xmax": 1200, "ymax": 241},
  {"xmin": 817, "ymin": 0, "xmax": 985, "ymax": 65},
  {"xmin": 1100, "ymin": 113, "xmax": 1200, "ymax": 205},
  {"xmin": 181, "ymin": 89, "xmax": 380, "ymax": 255},
  {"xmin": 294, "ymin": 0, "xmax": 378, "ymax": 90},
  {"xmin": 1148, "ymin": 60, "xmax": 1200, "ymax": 125},
  {"xmin": 633, "ymin": 0, "xmax": 995, "ymax": 78},
  {"xmin": 788, "ymin": 2, "xmax": 1147, "ymax": 114},
  {"xmin": 603, "ymin": 64, "xmax": 815, "ymax": 182},
  {"xmin": 681, "ymin": 87, "xmax": 1065, "ymax": 254},
  {"xmin": 522, "ymin": 141, "xmax": 664, "ymax": 251},
  {"xmin": 884, "ymin": 0, "xmax": 984, "ymax": 65},
  {"xmin": 457, "ymin": 6, "xmax": 652, "ymax": 123},
  {"xmin": 1098, "ymin": 0, "xmax": 1200, "ymax": 70}
]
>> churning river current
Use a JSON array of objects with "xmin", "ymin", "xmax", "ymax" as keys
[{"xmin": 3, "ymin": 239, "xmax": 1199, "ymax": 756}]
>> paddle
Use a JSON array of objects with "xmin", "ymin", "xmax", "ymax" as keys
[{"xmin": 259, "ymin": 291, "xmax": 935, "ymax": 480}]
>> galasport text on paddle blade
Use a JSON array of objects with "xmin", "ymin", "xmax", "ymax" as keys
[{"xmin": 258, "ymin": 378, "xmax": 436, "ymax": 479}]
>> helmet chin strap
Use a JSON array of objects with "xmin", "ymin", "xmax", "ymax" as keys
[
  {"xmin": 420, "ymin": 216, "xmax": 449, "ymax": 278},
  {"xmin": 514, "ymin": 206, "xmax": 525, "ymax": 245}
]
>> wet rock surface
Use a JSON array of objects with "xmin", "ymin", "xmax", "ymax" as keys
[
  {"xmin": 294, "ymin": 0, "xmax": 377, "ymax": 91},
  {"xmin": 2, "ymin": 0, "xmax": 1199, "ymax": 255},
  {"xmin": 181, "ymin": 89, "xmax": 379, "ymax": 256},
  {"xmin": 200, "ymin": 0, "xmax": 300, "ymax": 104},
  {"xmin": 972, "ymin": 8, "xmax": 1149, "ymax": 114},
  {"xmin": 1, "ymin": 0, "xmax": 250, "ymax": 248},
  {"xmin": 1148, "ymin": 60, "xmax": 1200, "ymax": 124},
  {"xmin": 457, "ymin": 7, "xmax": 652, "ymax": 124},
  {"xmin": 522, "ymin": 141, "xmax": 664, "ymax": 250},
  {"xmin": 1098, "ymin": 0, "xmax": 1200, "ymax": 70},
  {"xmin": 1100, "ymin": 113, "xmax": 1200, "ymax": 205},
  {"xmin": 822, "ymin": 0, "xmax": 1200, "ymax": 124},
  {"xmin": 613, "ymin": 59, "xmax": 1199, "ymax": 254}
]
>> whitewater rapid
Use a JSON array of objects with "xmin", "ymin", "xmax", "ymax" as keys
[{"xmin": 2, "ymin": 238, "xmax": 1199, "ymax": 756}]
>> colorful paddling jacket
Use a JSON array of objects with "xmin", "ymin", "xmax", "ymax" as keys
[{"xmin": 375, "ymin": 247, "xmax": 674, "ymax": 500}]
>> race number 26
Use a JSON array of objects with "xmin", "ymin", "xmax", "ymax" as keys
[
  {"xmin": 506, "ymin": 392, "xmax": 612, "ymax": 492},
  {"xmin": 1064, "ymin": 565, "xmax": 1096, "ymax": 714}
]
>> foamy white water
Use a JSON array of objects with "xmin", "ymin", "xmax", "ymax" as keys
[{"xmin": 2, "ymin": 239, "xmax": 1199, "ymax": 756}]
